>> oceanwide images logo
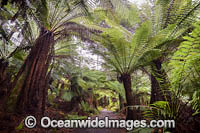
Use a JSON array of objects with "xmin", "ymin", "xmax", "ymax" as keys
[{"xmin": 24, "ymin": 115, "xmax": 175, "ymax": 130}]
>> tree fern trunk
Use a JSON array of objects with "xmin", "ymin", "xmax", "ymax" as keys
[
  {"xmin": 150, "ymin": 59, "xmax": 171, "ymax": 104},
  {"xmin": 15, "ymin": 28, "xmax": 54, "ymax": 114},
  {"xmin": 119, "ymin": 94, "xmax": 124, "ymax": 110},
  {"xmin": 0, "ymin": 59, "xmax": 10, "ymax": 111},
  {"xmin": 121, "ymin": 73, "xmax": 136, "ymax": 120},
  {"xmin": 0, "ymin": 59, "xmax": 9, "ymax": 98}
]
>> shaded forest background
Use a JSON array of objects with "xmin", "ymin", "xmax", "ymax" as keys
[{"xmin": 0, "ymin": 0, "xmax": 200, "ymax": 132}]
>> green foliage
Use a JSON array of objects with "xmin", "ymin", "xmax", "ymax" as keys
[
  {"xmin": 2, "ymin": 1, "xmax": 200, "ymax": 129},
  {"xmin": 142, "ymin": 3, "xmax": 200, "ymax": 126},
  {"xmin": 48, "ymin": 93, "xmax": 56, "ymax": 104},
  {"xmin": 138, "ymin": 0, "xmax": 200, "ymax": 61},
  {"xmin": 35, "ymin": 0, "xmax": 49, "ymax": 27},
  {"xmin": 92, "ymin": 0, "xmax": 141, "ymax": 26},
  {"xmin": 12, "ymin": 50, "xmax": 25, "ymax": 61},
  {"xmin": 95, "ymin": 88, "xmax": 119, "ymax": 111},
  {"xmin": 16, "ymin": 121, "xmax": 24, "ymax": 130},
  {"xmin": 80, "ymin": 101, "xmax": 91, "ymax": 113},
  {"xmin": 144, "ymin": 101, "xmax": 177, "ymax": 120},
  {"xmin": 152, "ymin": 0, "xmax": 199, "ymax": 33},
  {"xmin": 93, "ymin": 20, "xmax": 167, "ymax": 75},
  {"xmin": 26, "ymin": 0, "xmax": 90, "ymax": 30},
  {"xmin": 131, "ymin": 70, "xmax": 151, "ymax": 105},
  {"xmin": 0, "ymin": 5, "xmax": 13, "ymax": 20},
  {"xmin": 105, "ymin": 81, "xmax": 124, "ymax": 97},
  {"xmin": 61, "ymin": 92, "xmax": 75, "ymax": 102},
  {"xmin": 191, "ymin": 91, "xmax": 200, "ymax": 116},
  {"xmin": 65, "ymin": 114, "xmax": 87, "ymax": 120},
  {"xmin": 170, "ymin": 21, "xmax": 200, "ymax": 99}
]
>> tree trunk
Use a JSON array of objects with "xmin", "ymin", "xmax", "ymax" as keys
[
  {"xmin": 15, "ymin": 28, "xmax": 54, "ymax": 114},
  {"xmin": 119, "ymin": 94, "xmax": 124, "ymax": 110},
  {"xmin": 150, "ymin": 59, "xmax": 171, "ymax": 104},
  {"xmin": 0, "ymin": 59, "xmax": 10, "ymax": 111},
  {"xmin": 121, "ymin": 73, "xmax": 136, "ymax": 120}
]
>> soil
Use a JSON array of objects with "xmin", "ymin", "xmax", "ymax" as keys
[
  {"xmin": 74, "ymin": 109, "xmax": 126, "ymax": 133},
  {"xmin": 0, "ymin": 108, "xmax": 126, "ymax": 133}
]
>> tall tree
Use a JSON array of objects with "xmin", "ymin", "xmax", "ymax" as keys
[
  {"xmin": 139, "ymin": 0, "xmax": 200, "ymax": 103},
  {"xmin": 0, "ymin": 1, "xmax": 37, "ymax": 110},
  {"xmin": 92, "ymin": 20, "xmax": 172, "ymax": 119},
  {"xmin": 6, "ymin": 0, "xmax": 100, "ymax": 114}
]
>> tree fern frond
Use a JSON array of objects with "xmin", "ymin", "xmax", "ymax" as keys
[
  {"xmin": 170, "ymin": 1, "xmax": 200, "ymax": 37},
  {"xmin": 170, "ymin": 21, "xmax": 200, "ymax": 90},
  {"xmin": 127, "ymin": 21, "xmax": 152, "ymax": 70},
  {"xmin": 54, "ymin": 21, "xmax": 101, "ymax": 44}
]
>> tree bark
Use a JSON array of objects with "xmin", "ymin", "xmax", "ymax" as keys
[
  {"xmin": 150, "ymin": 59, "xmax": 171, "ymax": 104},
  {"xmin": 0, "ymin": 59, "xmax": 9, "ymax": 97},
  {"xmin": 119, "ymin": 94, "xmax": 124, "ymax": 110},
  {"xmin": 0, "ymin": 59, "xmax": 10, "ymax": 111},
  {"xmin": 15, "ymin": 28, "xmax": 54, "ymax": 114},
  {"xmin": 120, "ymin": 73, "xmax": 136, "ymax": 120}
]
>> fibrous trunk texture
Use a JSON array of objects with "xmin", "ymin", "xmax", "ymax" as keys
[
  {"xmin": 15, "ymin": 28, "xmax": 54, "ymax": 114},
  {"xmin": 121, "ymin": 73, "xmax": 136, "ymax": 120},
  {"xmin": 0, "ymin": 59, "xmax": 10, "ymax": 111},
  {"xmin": 119, "ymin": 94, "xmax": 124, "ymax": 111},
  {"xmin": 150, "ymin": 59, "xmax": 171, "ymax": 104}
]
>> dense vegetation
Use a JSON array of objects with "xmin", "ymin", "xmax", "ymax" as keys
[{"xmin": 0, "ymin": 0, "xmax": 200, "ymax": 132}]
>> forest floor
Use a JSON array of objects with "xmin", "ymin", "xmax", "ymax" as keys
[
  {"xmin": 0, "ymin": 108, "xmax": 126, "ymax": 133},
  {"xmin": 74, "ymin": 109, "xmax": 126, "ymax": 133}
]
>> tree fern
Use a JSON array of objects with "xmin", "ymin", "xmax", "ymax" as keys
[
  {"xmin": 135, "ymin": 0, "xmax": 200, "ymax": 104},
  {"xmin": 170, "ymin": 20, "xmax": 200, "ymax": 96}
]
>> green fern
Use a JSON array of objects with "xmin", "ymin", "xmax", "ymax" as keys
[
  {"xmin": 170, "ymin": 21, "xmax": 200, "ymax": 91},
  {"xmin": 169, "ymin": 21, "xmax": 200, "ymax": 116},
  {"xmin": 93, "ymin": 20, "xmax": 171, "ymax": 75}
]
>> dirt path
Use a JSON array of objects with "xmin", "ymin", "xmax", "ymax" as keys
[{"xmin": 74, "ymin": 109, "xmax": 126, "ymax": 133}]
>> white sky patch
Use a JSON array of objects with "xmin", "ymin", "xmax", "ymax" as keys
[
  {"xmin": 77, "ymin": 45, "xmax": 104, "ymax": 70},
  {"xmin": 2, "ymin": 20, "xmax": 23, "ymax": 46},
  {"xmin": 74, "ymin": 37, "xmax": 103, "ymax": 70},
  {"xmin": 11, "ymin": 32, "xmax": 23, "ymax": 46},
  {"xmin": 128, "ymin": 0, "xmax": 146, "ymax": 6}
]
